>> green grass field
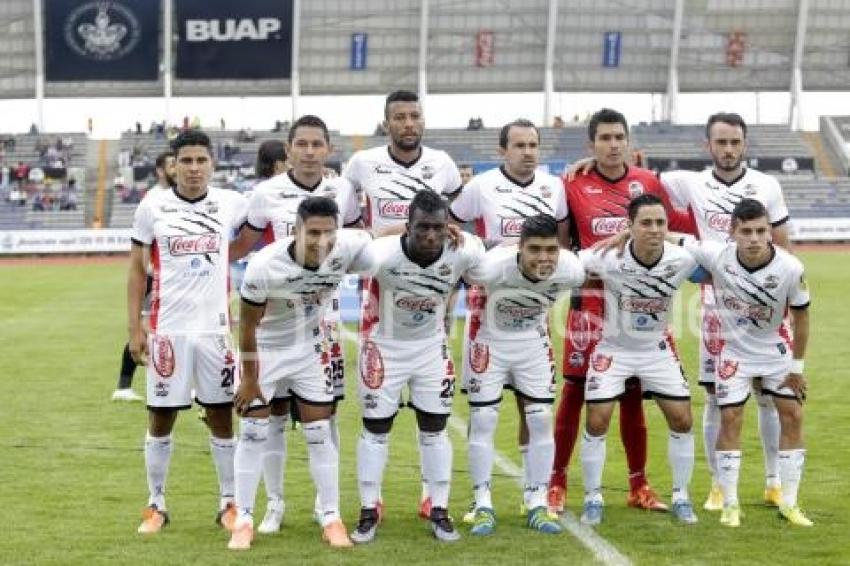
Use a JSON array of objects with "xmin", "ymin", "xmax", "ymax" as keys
[{"xmin": 1, "ymin": 250, "xmax": 848, "ymax": 565}]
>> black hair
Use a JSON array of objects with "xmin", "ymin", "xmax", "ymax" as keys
[
  {"xmin": 255, "ymin": 140, "xmax": 286, "ymax": 179},
  {"xmin": 520, "ymin": 214, "xmax": 558, "ymax": 241},
  {"xmin": 288, "ymin": 114, "xmax": 330, "ymax": 144},
  {"xmin": 155, "ymin": 150, "xmax": 174, "ymax": 169},
  {"xmin": 170, "ymin": 129, "xmax": 212, "ymax": 155},
  {"xmin": 408, "ymin": 189, "xmax": 447, "ymax": 222},
  {"xmin": 588, "ymin": 108, "xmax": 629, "ymax": 141},
  {"xmin": 731, "ymin": 198, "xmax": 768, "ymax": 227},
  {"xmin": 627, "ymin": 193, "xmax": 665, "ymax": 221},
  {"xmin": 384, "ymin": 90, "xmax": 419, "ymax": 119},
  {"xmin": 706, "ymin": 112, "xmax": 748, "ymax": 139},
  {"xmin": 499, "ymin": 118, "xmax": 539, "ymax": 149},
  {"xmin": 296, "ymin": 196, "xmax": 339, "ymax": 224}
]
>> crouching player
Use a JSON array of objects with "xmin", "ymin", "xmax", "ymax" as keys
[
  {"xmin": 230, "ymin": 197, "xmax": 374, "ymax": 550},
  {"xmin": 462, "ymin": 214, "xmax": 585, "ymax": 536},
  {"xmin": 673, "ymin": 198, "xmax": 812, "ymax": 527},
  {"xmin": 579, "ymin": 194, "xmax": 699, "ymax": 526}
]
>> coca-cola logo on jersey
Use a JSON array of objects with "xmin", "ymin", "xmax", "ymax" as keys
[
  {"xmin": 395, "ymin": 295, "xmax": 439, "ymax": 312},
  {"xmin": 591, "ymin": 216, "xmax": 628, "ymax": 236},
  {"xmin": 168, "ymin": 233, "xmax": 221, "ymax": 256},
  {"xmin": 619, "ymin": 296, "xmax": 669, "ymax": 314},
  {"xmin": 721, "ymin": 295, "xmax": 773, "ymax": 322},
  {"xmin": 378, "ymin": 199, "xmax": 409, "ymax": 219},
  {"xmin": 496, "ymin": 302, "xmax": 542, "ymax": 318},
  {"xmin": 705, "ymin": 212, "xmax": 732, "ymax": 233},
  {"xmin": 500, "ymin": 217, "xmax": 524, "ymax": 236}
]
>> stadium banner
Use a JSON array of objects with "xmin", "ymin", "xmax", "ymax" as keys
[
  {"xmin": 788, "ymin": 218, "xmax": 850, "ymax": 241},
  {"xmin": 175, "ymin": 0, "xmax": 294, "ymax": 79},
  {"xmin": 0, "ymin": 229, "xmax": 132, "ymax": 254},
  {"xmin": 44, "ymin": 0, "xmax": 160, "ymax": 81},
  {"xmin": 351, "ymin": 33, "xmax": 368, "ymax": 70},
  {"xmin": 603, "ymin": 31, "xmax": 621, "ymax": 68}
]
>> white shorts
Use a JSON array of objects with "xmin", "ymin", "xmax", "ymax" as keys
[
  {"xmin": 466, "ymin": 337, "xmax": 556, "ymax": 406},
  {"xmin": 146, "ymin": 333, "xmax": 237, "ymax": 409},
  {"xmin": 714, "ymin": 355, "xmax": 797, "ymax": 407},
  {"xmin": 585, "ymin": 338, "xmax": 690, "ymax": 403},
  {"xmin": 257, "ymin": 340, "xmax": 335, "ymax": 406},
  {"xmin": 699, "ymin": 288, "xmax": 723, "ymax": 387},
  {"xmin": 323, "ymin": 292, "xmax": 345, "ymax": 400},
  {"xmin": 358, "ymin": 338, "xmax": 456, "ymax": 419}
]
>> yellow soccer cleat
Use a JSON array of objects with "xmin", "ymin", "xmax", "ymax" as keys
[
  {"xmin": 764, "ymin": 486, "xmax": 783, "ymax": 507},
  {"xmin": 779, "ymin": 505, "xmax": 813, "ymax": 527},
  {"xmin": 719, "ymin": 504, "xmax": 741, "ymax": 528},
  {"xmin": 703, "ymin": 484, "xmax": 724, "ymax": 511}
]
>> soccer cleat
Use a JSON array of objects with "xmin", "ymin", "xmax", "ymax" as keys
[
  {"xmin": 764, "ymin": 486, "xmax": 783, "ymax": 507},
  {"xmin": 137, "ymin": 504, "xmax": 169, "ymax": 534},
  {"xmin": 778, "ymin": 505, "xmax": 813, "ymax": 527},
  {"xmin": 527, "ymin": 506, "xmax": 563, "ymax": 534},
  {"xmin": 580, "ymin": 501, "xmax": 604, "ymax": 526},
  {"xmin": 627, "ymin": 484, "xmax": 669, "ymax": 512},
  {"xmin": 720, "ymin": 504, "xmax": 741, "ymax": 527},
  {"xmin": 257, "ymin": 502, "xmax": 284, "ymax": 534},
  {"xmin": 349, "ymin": 507, "xmax": 380, "ymax": 544},
  {"xmin": 227, "ymin": 517, "xmax": 254, "ymax": 550},
  {"xmin": 418, "ymin": 496, "xmax": 432, "ymax": 520},
  {"xmin": 376, "ymin": 499, "xmax": 385, "ymax": 524},
  {"xmin": 462, "ymin": 500, "xmax": 477, "ymax": 524},
  {"xmin": 548, "ymin": 485, "xmax": 566, "ymax": 515},
  {"xmin": 469, "ymin": 507, "xmax": 496, "ymax": 536},
  {"xmin": 112, "ymin": 388, "xmax": 143, "ymax": 402},
  {"xmin": 430, "ymin": 507, "xmax": 461, "ymax": 542},
  {"xmin": 671, "ymin": 500, "xmax": 699, "ymax": 524},
  {"xmin": 518, "ymin": 501, "xmax": 528, "ymax": 517},
  {"xmin": 322, "ymin": 519, "xmax": 354, "ymax": 548},
  {"xmin": 703, "ymin": 484, "xmax": 724, "ymax": 511},
  {"xmin": 216, "ymin": 502, "xmax": 238, "ymax": 531}
]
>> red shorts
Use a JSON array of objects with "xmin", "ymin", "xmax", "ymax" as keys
[{"xmin": 562, "ymin": 287, "xmax": 604, "ymax": 382}]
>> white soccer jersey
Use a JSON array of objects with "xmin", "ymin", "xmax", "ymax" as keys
[
  {"xmin": 240, "ymin": 229, "xmax": 373, "ymax": 348},
  {"xmin": 131, "ymin": 187, "xmax": 248, "ymax": 333},
  {"xmin": 246, "ymin": 170, "xmax": 361, "ymax": 239},
  {"xmin": 578, "ymin": 241, "xmax": 697, "ymax": 350},
  {"xmin": 660, "ymin": 168, "xmax": 789, "ymax": 242},
  {"xmin": 362, "ymin": 234, "xmax": 485, "ymax": 343},
  {"xmin": 682, "ymin": 238, "xmax": 809, "ymax": 361},
  {"xmin": 343, "ymin": 145, "xmax": 462, "ymax": 231},
  {"xmin": 450, "ymin": 166, "xmax": 568, "ymax": 245},
  {"xmin": 465, "ymin": 245, "xmax": 585, "ymax": 341}
]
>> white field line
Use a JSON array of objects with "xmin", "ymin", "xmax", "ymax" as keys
[{"xmin": 448, "ymin": 415, "xmax": 632, "ymax": 566}]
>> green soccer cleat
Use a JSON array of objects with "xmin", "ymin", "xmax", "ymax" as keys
[
  {"xmin": 470, "ymin": 507, "xmax": 496, "ymax": 536},
  {"xmin": 779, "ymin": 504, "xmax": 813, "ymax": 527},
  {"xmin": 527, "ymin": 506, "xmax": 563, "ymax": 534},
  {"xmin": 720, "ymin": 503, "xmax": 741, "ymax": 527}
]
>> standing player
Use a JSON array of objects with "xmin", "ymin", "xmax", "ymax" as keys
[
  {"xmin": 672, "ymin": 199, "xmax": 810, "ymax": 527},
  {"xmin": 230, "ymin": 115, "xmax": 361, "ymax": 534},
  {"xmin": 229, "ymin": 197, "xmax": 374, "ymax": 550},
  {"xmin": 462, "ymin": 214, "xmax": 584, "ymax": 536},
  {"xmin": 549, "ymin": 108, "xmax": 693, "ymax": 513},
  {"xmin": 350, "ymin": 190, "xmax": 485, "ymax": 544},
  {"xmin": 113, "ymin": 150, "xmax": 175, "ymax": 402},
  {"xmin": 128, "ymin": 130, "xmax": 247, "ymax": 534},
  {"xmin": 577, "ymin": 194, "xmax": 698, "ymax": 526}
]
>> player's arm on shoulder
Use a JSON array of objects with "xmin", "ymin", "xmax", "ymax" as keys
[
  {"xmin": 577, "ymin": 248, "xmax": 604, "ymax": 279},
  {"xmin": 656, "ymin": 169, "xmax": 691, "ymax": 210},
  {"xmin": 675, "ymin": 234, "xmax": 717, "ymax": 269},
  {"xmin": 462, "ymin": 241, "xmax": 495, "ymax": 286},
  {"xmin": 127, "ymin": 242, "xmax": 149, "ymax": 364},
  {"xmin": 336, "ymin": 178, "xmax": 365, "ymax": 229},
  {"xmin": 448, "ymin": 176, "xmax": 479, "ymax": 225},
  {"xmin": 559, "ymin": 249, "xmax": 587, "ymax": 288},
  {"xmin": 348, "ymin": 230, "xmax": 378, "ymax": 275},
  {"xmin": 442, "ymin": 154, "xmax": 463, "ymax": 201}
]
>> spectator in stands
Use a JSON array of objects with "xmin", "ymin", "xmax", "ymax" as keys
[
  {"xmin": 29, "ymin": 123, "xmax": 38, "ymax": 135},
  {"xmin": 32, "ymin": 192, "xmax": 45, "ymax": 211},
  {"xmin": 13, "ymin": 162, "xmax": 29, "ymax": 187},
  {"xmin": 237, "ymin": 128, "xmax": 256, "ymax": 142},
  {"xmin": 59, "ymin": 189, "xmax": 77, "ymax": 211},
  {"xmin": 553, "ymin": 115, "xmax": 566, "ymax": 128},
  {"xmin": 136, "ymin": 122, "xmax": 142, "ymax": 135},
  {"xmin": 459, "ymin": 163, "xmax": 474, "ymax": 186},
  {"xmin": 35, "ymin": 138, "xmax": 48, "ymax": 159}
]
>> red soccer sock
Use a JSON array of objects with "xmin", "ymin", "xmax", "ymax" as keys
[
  {"xmin": 550, "ymin": 380, "xmax": 585, "ymax": 488},
  {"xmin": 620, "ymin": 382, "xmax": 648, "ymax": 491}
]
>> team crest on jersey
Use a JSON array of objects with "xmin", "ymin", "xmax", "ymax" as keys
[
  {"xmin": 718, "ymin": 359, "xmax": 739, "ymax": 380},
  {"xmin": 469, "ymin": 342, "xmax": 490, "ymax": 374},
  {"xmin": 628, "ymin": 181, "xmax": 644, "ymax": 198},
  {"xmin": 328, "ymin": 257, "xmax": 343, "ymax": 271},
  {"xmin": 152, "ymin": 335, "xmax": 175, "ymax": 378},
  {"xmin": 764, "ymin": 275, "xmax": 780, "ymax": 290},
  {"xmin": 540, "ymin": 185, "xmax": 552, "ymax": 198},
  {"xmin": 204, "ymin": 200, "xmax": 219, "ymax": 214},
  {"xmin": 438, "ymin": 263, "xmax": 452, "ymax": 277},
  {"xmin": 360, "ymin": 340, "xmax": 384, "ymax": 389},
  {"xmin": 743, "ymin": 184, "xmax": 758, "ymax": 196},
  {"xmin": 420, "ymin": 165, "xmax": 435, "ymax": 180},
  {"xmin": 661, "ymin": 262, "xmax": 680, "ymax": 279},
  {"xmin": 591, "ymin": 353, "xmax": 613, "ymax": 373}
]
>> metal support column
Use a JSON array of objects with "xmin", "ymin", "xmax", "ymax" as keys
[
  {"xmin": 418, "ymin": 0, "xmax": 429, "ymax": 108},
  {"xmin": 543, "ymin": 0, "xmax": 558, "ymax": 127},
  {"xmin": 32, "ymin": 0, "xmax": 45, "ymax": 131},
  {"xmin": 163, "ymin": 0, "xmax": 173, "ymax": 123},
  {"xmin": 663, "ymin": 0, "xmax": 683, "ymax": 123},
  {"xmin": 789, "ymin": 0, "xmax": 809, "ymax": 131},
  {"xmin": 291, "ymin": 0, "xmax": 302, "ymax": 120}
]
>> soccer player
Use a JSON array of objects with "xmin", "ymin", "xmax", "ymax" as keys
[
  {"xmin": 128, "ymin": 130, "xmax": 247, "ymax": 534},
  {"xmin": 350, "ymin": 190, "xmax": 485, "ymax": 544},
  {"xmin": 230, "ymin": 115, "xmax": 361, "ymax": 534},
  {"xmin": 671, "ymin": 199, "xmax": 811, "ymax": 526},
  {"xmin": 113, "ymin": 150, "xmax": 175, "ymax": 402},
  {"xmin": 229, "ymin": 197, "xmax": 374, "ymax": 550},
  {"xmin": 578, "ymin": 194, "xmax": 698, "ymax": 526},
  {"xmin": 549, "ymin": 108, "xmax": 693, "ymax": 514},
  {"xmin": 462, "ymin": 214, "xmax": 584, "ymax": 536}
]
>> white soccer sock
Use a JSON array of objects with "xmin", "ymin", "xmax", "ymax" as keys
[
  {"xmin": 468, "ymin": 405, "xmax": 499, "ymax": 510},
  {"xmin": 703, "ymin": 394, "xmax": 721, "ymax": 485},
  {"xmin": 209, "ymin": 435, "xmax": 236, "ymax": 509},
  {"xmin": 581, "ymin": 431, "xmax": 606, "ymax": 503},
  {"xmin": 419, "ymin": 429, "xmax": 452, "ymax": 509},
  {"xmin": 357, "ymin": 429, "xmax": 388, "ymax": 509},
  {"xmin": 519, "ymin": 444, "xmax": 530, "ymax": 488},
  {"xmin": 778, "ymin": 449, "xmax": 806, "ymax": 508},
  {"xmin": 234, "ymin": 418, "xmax": 269, "ymax": 519},
  {"xmin": 418, "ymin": 428, "xmax": 430, "ymax": 500},
  {"xmin": 303, "ymin": 420, "xmax": 340, "ymax": 526},
  {"xmin": 524, "ymin": 404, "xmax": 555, "ymax": 510},
  {"xmin": 669, "ymin": 431, "xmax": 694, "ymax": 503},
  {"xmin": 263, "ymin": 414, "xmax": 288, "ymax": 505},
  {"xmin": 756, "ymin": 393, "xmax": 781, "ymax": 488},
  {"xmin": 145, "ymin": 432, "xmax": 173, "ymax": 510},
  {"xmin": 716, "ymin": 450, "xmax": 741, "ymax": 506}
]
